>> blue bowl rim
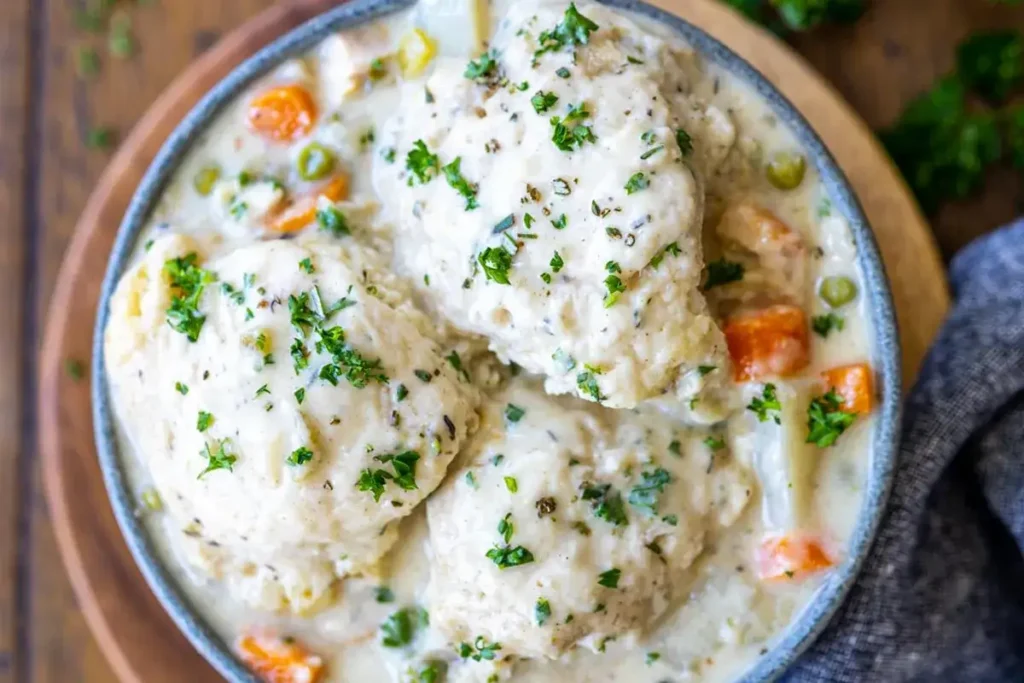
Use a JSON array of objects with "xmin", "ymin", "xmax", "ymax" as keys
[{"xmin": 91, "ymin": 1, "xmax": 903, "ymax": 681}]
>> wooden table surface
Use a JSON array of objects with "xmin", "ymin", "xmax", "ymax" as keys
[{"xmin": 2, "ymin": 0, "xmax": 1022, "ymax": 681}]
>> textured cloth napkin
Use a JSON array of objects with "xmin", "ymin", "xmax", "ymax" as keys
[{"xmin": 786, "ymin": 222, "xmax": 1024, "ymax": 682}]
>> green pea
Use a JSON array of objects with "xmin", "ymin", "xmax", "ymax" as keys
[
  {"xmin": 819, "ymin": 276, "xmax": 858, "ymax": 308},
  {"xmin": 766, "ymin": 152, "xmax": 807, "ymax": 190},
  {"xmin": 140, "ymin": 488, "xmax": 163, "ymax": 512},
  {"xmin": 192, "ymin": 165, "xmax": 221, "ymax": 196},
  {"xmin": 297, "ymin": 142, "xmax": 335, "ymax": 181}
]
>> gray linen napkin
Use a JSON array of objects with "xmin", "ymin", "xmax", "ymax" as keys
[{"xmin": 787, "ymin": 222, "xmax": 1024, "ymax": 682}]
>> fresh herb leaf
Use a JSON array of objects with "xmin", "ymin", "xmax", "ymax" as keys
[
  {"xmin": 164, "ymin": 253, "xmax": 214, "ymax": 342},
  {"xmin": 550, "ymin": 251, "xmax": 564, "ymax": 272},
  {"xmin": 175, "ymin": 382, "xmax": 189, "ymax": 395},
  {"xmin": 298, "ymin": 257, "xmax": 315, "ymax": 274},
  {"xmin": 287, "ymin": 446, "xmax": 314, "ymax": 466},
  {"xmin": 457, "ymin": 636, "xmax": 502, "ymax": 662},
  {"xmin": 551, "ymin": 103, "xmax": 596, "ymax": 152},
  {"xmin": 958, "ymin": 30, "xmax": 1024, "ymax": 103},
  {"xmin": 704, "ymin": 436, "xmax": 726, "ymax": 450},
  {"xmin": 406, "ymin": 139, "xmax": 440, "ymax": 185},
  {"xmin": 479, "ymin": 245, "xmax": 514, "ymax": 284},
  {"xmin": 811, "ymin": 312, "xmax": 845, "ymax": 337},
  {"xmin": 316, "ymin": 206, "xmax": 350, "ymax": 237},
  {"xmin": 442, "ymin": 157, "xmax": 479, "ymax": 210},
  {"xmin": 581, "ymin": 482, "xmax": 628, "ymax": 525},
  {"xmin": 197, "ymin": 439, "xmax": 236, "ymax": 479},
  {"xmin": 806, "ymin": 389, "xmax": 857, "ymax": 447},
  {"xmin": 504, "ymin": 403, "xmax": 526, "ymax": 423},
  {"xmin": 380, "ymin": 607, "xmax": 425, "ymax": 648},
  {"xmin": 624, "ymin": 172, "xmax": 650, "ymax": 194},
  {"xmin": 535, "ymin": 598, "xmax": 552, "ymax": 626},
  {"xmin": 675, "ymin": 128, "xmax": 693, "ymax": 155},
  {"xmin": 446, "ymin": 350, "xmax": 471, "ymax": 382},
  {"xmin": 703, "ymin": 258, "xmax": 745, "ymax": 290},
  {"xmin": 531, "ymin": 90, "xmax": 559, "ymax": 114},
  {"xmin": 374, "ymin": 586, "xmax": 395, "ymax": 603},
  {"xmin": 196, "ymin": 411, "xmax": 214, "ymax": 432},
  {"xmin": 627, "ymin": 468, "xmax": 672, "ymax": 514},
  {"xmin": 464, "ymin": 49, "xmax": 500, "ymax": 82},
  {"xmin": 535, "ymin": 3, "xmax": 600, "ymax": 58},
  {"xmin": 748, "ymin": 383, "xmax": 783, "ymax": 424},
  {"xmin": 597, "ymin": 568, "xmax": 621, "ymax": 588}
]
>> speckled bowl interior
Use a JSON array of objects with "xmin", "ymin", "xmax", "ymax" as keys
[{"xmin": 91, "ymin": 1, "xmax": 902, "ymax": 680}]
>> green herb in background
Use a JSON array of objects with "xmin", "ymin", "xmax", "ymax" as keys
[
  {"xmin": 880, "ymin": 77, "xmax": 1002, "ymax": 215},
  {"xmin": 86, "ymin": 126, "xmax": 116, "ymax": 149},
  {"xmin": 723, "ymin": 0, "xmax": 864, "ymax": 33},
  {"xmin": 957, "ymin": 31, "xmax": 1024, "ymax": 103}
]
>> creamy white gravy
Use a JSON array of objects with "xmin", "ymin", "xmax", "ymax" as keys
[{"xmin": 110, "ymin": 2, "xmax": 875, "ymax": 682}]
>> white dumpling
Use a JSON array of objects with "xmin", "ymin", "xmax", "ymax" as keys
[
  {"xmin": 105, "ymin": 234, "xmax": 479, "ymax": 613},
  {"xmin": 373, "ymin": 1, "xmax": 727, "ymax": 409},
  {"xmin": 426, "ymin": 380, "xmax": 753, "ymax": 660}
]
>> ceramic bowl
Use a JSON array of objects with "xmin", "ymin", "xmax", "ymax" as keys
[{"xmin": 91, "ymin": 1, "xmax": 902, "ymax": 680}]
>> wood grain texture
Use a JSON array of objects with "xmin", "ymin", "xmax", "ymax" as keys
[
  {"xmin": 0, "ymin": 1, "xmax": 30, "ymax": 682},
  {"xmin": 36, "ymin": 1, "xmax": 951, "ymax": 682}
]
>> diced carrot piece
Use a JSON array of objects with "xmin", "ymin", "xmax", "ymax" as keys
[
  {"xmin": 237, "ymin": 633, "xmax": 324, "ymax": 683},
  {"xmin": 247, "ymin": 85, "xmax": 317, "ymax": 142},
  {"xmin": 723, "ymin": 305, "xmax": 810, "ymax": 382},
  {"xmin": 268, "ymin": 175, "xmax": 350, "ymax": 233},
  {"xmin": 822, "ymin": 362, "xmax": 874, "ymax": 414},
  {"xmin": 755, "ymin": 534, "xmax": 833, "ymax": 581}
]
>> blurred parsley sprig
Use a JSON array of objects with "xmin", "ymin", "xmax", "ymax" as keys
[
  {"xmin": 881, "ymin": 30, "xmax": 1024, "ymax": 214},
  {"xmin": 724, "ymin": 0, "xmax": 865, "ymax": 34},
  {"xmin": 724, "ymin": 0, "xmax": 1024, "ymax": 215}
]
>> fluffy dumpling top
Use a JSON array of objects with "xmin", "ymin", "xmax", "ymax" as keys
[
  {"xmin": 425, "ymin": 380, "xmax": 752, "ymax": 660},
  {"xmin": 105, "ymin": 234, "xmax": 479, "ymax": 612},
  {"xmin": 374, "ymin": 1, "xmax": 727, "ymax": 409}
]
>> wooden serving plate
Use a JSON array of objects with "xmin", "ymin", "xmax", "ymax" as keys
[{"xmin": 38, "ymin": 0, "xmax": 950, "ymax": 681}]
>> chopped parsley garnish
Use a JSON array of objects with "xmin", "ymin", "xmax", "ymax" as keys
[
  {"xmin": 442, "ymin": 157, "xmax": 479, "ymax": 210},
  {"xmin": 316, "ymin": 325, "xmax": 388, "ymax": 388},
  {"xmin": 747, "ymin": 383, "xmax": 782, "ymax": 424},
  {"xmin": 357, "ymin": 450, "xmax": 421, "ymax": 502},
  {"xmin": 163, "ymin": 253, "xmax": 214, "ymax": 342},
  {"xmin": 294, "ymin": 387, "xmax": 305, "ymax": 404},
  {"xmin": 806, "ymin": 390, "xmax": 857, "ymax": 447},
  {"xmin": 549, "ymin": 251, "xmax": 565, "ymax": 273},
  {"xmin": 414, "ymin": 369, "xmax": 432, "ymax": 383},
  {"xmin": 604, "ymin": 261, "xmax": 626, "ymax": 307},
  {"xmin": 812, "ymin": 312, "xmax": 846, "ymax": 337},
  {"xmin": 381, "ymin": 147, "xmax": 396, "ymax": 163},
  {"xmin": 254, "ymin": 384, "xmax": 270, "ymax": 397},
  {"xmin": 624, "ymin": 172, "xmax": 650, "ymax": 194},
  {"xmin": 576, "ymin": 368, "xmax": 605, "ymax": 402},
  {"xmin": 556, "ymin": 67, "xmax": 571, "ymax": 78},
  {"xmin": 374, "ymin": 586, "xmax": 395, "ymax": 603},
  {"xmin": 552, "ymin": 178, "xmax": 572, "ymax": 195},
  {"xmin": 535, "ymin": 3, "xmax": 600, "ymax": 59},
  {"xmin": 668, "ymin": 439, "xmax": 682, "ymax": 456},
  {"xmin": 287, "ymin": 446, "xmax": 313, "ymax": 466},
  {"xmin": 703, "ymin": 258, "xmax": 745, "ymax": 290},
  {"xmin": 464, "ymin": 49, "xmax": 500, "ymax": 82},
  {"xmin": 406, "ymin": 140, "xmax": 440, "ymax": 185},
  {"xmin": 648, "ymin": 242, "xmax": 681, "ymax": 269},
  {"xmin": 551, "ymin": 214, "xmax": 568, "ymax": 229},
  {"xmin": 379, "ymin": 607, "xmax": 428, "ymax": 648},
  {"xmin": 597, "ymin": 568, "xmax": 621, "ymax": 588},
  {"xmin": 478, "ymin": 245, "xmax": 514, "ymax": 284},
  {"xmin": 457, "ymin": 636, "xmax": 502, "ymax": 662},
  {"xmin": 535, "ymin": 598, "xmax": 552, "ymax": 626},
  {"xmin": 395, "ymin": 383, "xmax": 408, "ymax": 401},
  {"xmin": 675, "ymin": 128, "xmax": 693, "ymax": 155},
  {"xmin": 581, "ymin": 482, "xmax": 628, "ymax": 526},
  {"xmin": 531, "ymin": 90, "xmax": 559, "ymax": 114},
  {"xmin": 486, "ymin": 513, "xmax": 535, "ymax": 569},
  {"xmin": 551, "ymin": 103, "xmax": 596, "ymax": 152},
  {"xmin": 196, "ymin": 411, "xmax": 214, "ymax": 432},
  {"xmin": 197, "ymin": 439, "xmax": 236, "ymax": 479},
  {"xmin": 704, "ymin": 436, "xmax": 726, "ymax": 450},
  {"xmin": 504, "ymin": 403, "xmax": 526, "ymax": 423},
  {"xmin": 640, "ymin": 144, "xmax": 664, "ymax": 160},
  {"xmin": 646, "ymin": 652, "xmax": 661, "ymax": 665},
  {"xmin": 298, "ymin": 257, "xmax": 314, "ymax": 274},
  {"xmin": 523, "ymin": 213, "xmax": 536, "ymax": 229},
  {"xmin": 316, "ymin": 206, "xmax": 350, "ymax": 237},
  {"xmin": 504, "ymin": 476, "xmax": 519, "ymax": 493},
  {"xmin": 698, "ymin": 365, "xmax": 717, "ymax": 377},
  {"xmin": 627, "ymin": 468, "xmax": 672, "ymax": 514},
  {"xmin": 493, "ymin": 214, "xmax": 515, "ymax": 233},
  {"xmin": 446, "ymin": 351, "xmax": 470, "ymax": 382},
  {"xmin": 175, "ymin": 382, "xmax": 189, "ymax": 395}
]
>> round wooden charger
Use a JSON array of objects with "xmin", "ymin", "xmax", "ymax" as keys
[{"xmin": 38, "ymin": 0, "xmax": 950, "ymax": 681}]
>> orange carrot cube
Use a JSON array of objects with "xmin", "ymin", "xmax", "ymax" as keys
[
  {"xmin": 247, "ymin": 85, "xmax": 317, "ymax": 143},
  {"xmin": 723, "ymin": 305, "xmax": 810, "ymax": 382},
  {"xmin": 268, "ymin": 175, "xmax": 350, "ymax": 234},
  {"xmin": 236, "ymin": 633, "xmax": 324, "ymax": 683},
  {"xmin": 821, "ymin": 362, "xmax": 874, "ymax": 414},
  {"xmin": 755, "ymin": 534, "xmax": 833, "ymax": 581}
]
